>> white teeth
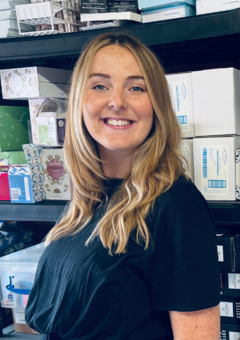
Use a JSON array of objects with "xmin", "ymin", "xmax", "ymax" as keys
[{"xmin": 106, "ymin": 119, "xmax": 131, "ymax": 126}]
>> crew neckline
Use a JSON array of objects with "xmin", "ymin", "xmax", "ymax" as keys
[{"xmin": 102, "ymin": 178, "xmax": 124, "ymax": 189}]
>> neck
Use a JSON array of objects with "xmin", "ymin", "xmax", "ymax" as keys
[{"xmin": 98, "ymin": 146, "xmax": 133, "ymax": 179}]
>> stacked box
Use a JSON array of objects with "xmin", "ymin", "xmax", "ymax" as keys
[
  {"xmin": 80, "ymin": 0, "xmax": 108, "ymax": 13},
  {"xmin": 0, "ymin": 67, "xmax": 72, "ymax": 100},
  {"xmin": 7, "ymin": 144, "xmax": 45, "ymax": 204},
  {"xmin": 42, "ymin": 148, "xmax": 71, "ymax": 200},
  {"xmin": 0, "ymin": 0, "xmax": 31, "ymax": 37},
  {"xmin": 196, "ymin": 0, "xmax": 240, "ymax": 15},
  {"xmin": 108, "ymin": 0, "xmax": 139, "ymax": 13}
]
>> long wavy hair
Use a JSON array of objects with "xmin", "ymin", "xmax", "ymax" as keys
[{"xmin": 45, "ymin": 33, "xmax": 187, "ymax": 254}]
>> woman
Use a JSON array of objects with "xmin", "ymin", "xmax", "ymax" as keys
[{"xmin": 25, "ymin": 33, "xmax": 220, "ymax": 340}]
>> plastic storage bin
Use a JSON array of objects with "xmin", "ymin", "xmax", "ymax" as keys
[{"xmin": 0, "ymin": 243, "xmax": 45, "ymax": 309}]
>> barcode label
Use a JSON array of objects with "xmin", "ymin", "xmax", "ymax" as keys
[
  {"xmin": 203, "ymin": 147, "xmax": 207, "ymax": 178},
  {"xmin": 217, "ymin": 245, "xmax": 224, "ymax": 262},
  {"xmin": 220, "ymin": 302, "xmax": 234, "ymax": 317},
  {"xmin": 208, "ymin": 180, "xmax": 227, "ymax": 188},
  {"xmin": 230, "ymin": 332, "xmax": 240, "ymax": 340},
  {"xmin": 229, "ymin": 274, "xmax": 240, "ymax": 289},
  {"xmin": 177, "ymin": 115, "xmax": 187, "ymax": 124},
  {"xmin": 11, "ymin": 188, "xmax": 18, "ymax": 201},
  {"xmin": 24, "ymin": 177, "xmax": 30, "ymax": 201}
]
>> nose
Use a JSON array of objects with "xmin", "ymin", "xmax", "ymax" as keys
[{"xmin": 108, "ymin": 88, "xmax": 127, "ymax": 112}]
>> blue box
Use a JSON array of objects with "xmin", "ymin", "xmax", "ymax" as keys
[{"xmin": 138, "ymin": 0, "xmax": 196, "ymax": 11}]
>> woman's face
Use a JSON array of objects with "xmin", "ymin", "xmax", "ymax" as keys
[{"xmin": 82, "ymin": 45, "xmax": 154, "ymax": 156}]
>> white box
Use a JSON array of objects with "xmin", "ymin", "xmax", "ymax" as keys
[
  {"xmin": 0, "ymin": 243, "xmax": 44, "ymax": 309},
  {"xmin": 193, "ymin": 136, "xmax": 240, "ymax": 201},
  {"xmin": 28, "ymin": 98, "xmax": 45, "ymax": 144},
  {"xmin": 196, "ymin": 0, "xmax": 240, "ymax": 15},
  {"xmin": 0, "ymin": 67, "xmax": 72, "ymax": 99},
  {"xmin": 42, "ymin": 148, "xmax": 71, "ymax": 200},
  {"xmin": 142, "ymin": 4, "xmax": 195, "ymax": 23},
  {"xmin": 179, "ymin": 139, "xmax": 194, "ymax": 181},
  {"xmin": 80, "ymin": 11, "xmax": 142, "ymax": 22},
  {"xmin": 192, "ymin": 68, "xmax": 240, "ymax": 137},
  {"xmin": 166, "ymin": 72, "xmax": 195, "ymax": 138}
]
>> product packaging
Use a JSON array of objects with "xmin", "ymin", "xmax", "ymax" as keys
[
  {"xmin": 196, "ymin": 0, "xmax": 240, "ymax": 15},
  {"xmin": 42, "ymin": 148, "xmax": 71, "ymax": 200},
  {"xmin": 8, "ymin": 144, "xmax": 45, "ymax": 203},
  {"xmin": 166, "ymin": 72, "xmax": 195, "ymax": 138},
  {"xmin": 137, "ymin": 0, "xmax": 195, "ymax": 11},
  {"xmin": 192, "ymin": 68, "xmax": 240, "ymax": 137},
  {"xmin": 0, "ymin": 106, "xmax": 30, "ymax": 151},
  {"xmin": 0, "ymin": 67, "xmax": 72, "ymax": 99},
  {"xmin": 35, "ymin": 98, "xmax": 67, "ymax": 147},
  {"xmin": 142, "ymin": 4, "xmax": 195, "ymax": 23},
  {"xmin": 193, "ymin": 136, "xmax": 240, "ymax": 201},
  {"xmin": 179, "ymin": 139, "xmax": 194, "ymax": 180}
]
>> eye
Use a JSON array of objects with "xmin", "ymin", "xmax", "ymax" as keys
[
  {"xmin": 130, "ymin": 86, "xmax": 144, "ymax": 92},
  {"xmin": 93, "ymin": 85, "xmax": 107, "ymax": 90}
]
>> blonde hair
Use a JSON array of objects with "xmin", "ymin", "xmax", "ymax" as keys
[{"xmin": 45, "ymin": 33, "xmax": 187, "ymax": 254}]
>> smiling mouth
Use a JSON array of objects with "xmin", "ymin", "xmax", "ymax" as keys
[{"xmin": 103, "ymin": 118, "xmax": 133, "ymax": 126}]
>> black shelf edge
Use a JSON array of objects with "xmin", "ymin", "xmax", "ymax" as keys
[
  {"xmin": 0, "ymin": 200, "xmax": 240, "ymax": 224},
  {"xmin": 1, "ymin": 9, "xmax": 240, "ymax": 63},
  {"xmin": 0, "ymin": 200, "xmax": 69, "ymax": 222}
]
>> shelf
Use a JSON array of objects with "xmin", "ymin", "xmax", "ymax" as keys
[
  {"xmin": 1, "ymin": 8, "xmax": 240, "ymax": 64},
  {"xmin": 0, "ymin": 200, "xmax": 68, "ymax": 222},
  {"xmin": 0, "ymin": 200, "xmax": 239, "ymax": 224}
]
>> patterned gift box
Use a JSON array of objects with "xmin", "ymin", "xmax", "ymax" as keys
[{"xmin": 138, "ymin": 0, "xmax": 196, "ymax": 11}]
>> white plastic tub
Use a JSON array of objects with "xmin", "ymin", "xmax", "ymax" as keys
[{"xmin": 0, "ymin": 243, "xmax": 45, "ymax": 308}]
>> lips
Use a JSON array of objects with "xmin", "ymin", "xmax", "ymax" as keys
[{"xmin": 102, "ymin": 118, "xmax": 134, "ymax": 127}]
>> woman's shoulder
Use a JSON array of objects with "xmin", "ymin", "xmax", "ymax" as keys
[{"xmin": 157, "ymin": 175, "xmax": 207, "ymax": 208}]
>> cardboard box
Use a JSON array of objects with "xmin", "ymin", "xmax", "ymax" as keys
[
  {"xmin": 221, "ymin": 323, "xmax": 240, "ymax": 340},
  {"xmin": 220, "ymin": 298, "xmax": 240, "ymax": 325},
  {"xmin": 217, "ymin": 233, "xmax": 240, "ymax": 272},
  {"xmin": 42, "ymin": 148, "xmax": 71, "ymax": 200},
  {"xmin": 35, "ymin": 98, "xmax": 67, "ymax": 147},
  {"xmin": 7, "ymin": 144, "xmax": 45, "ymax": 204},
  {"xmin": 138, "ymin": 0, "xmax": 195, "ymax": 11},
  {"xmin": 0, "ymin": 67, "xmax": 72, "ymax": 99},
  {"xmin": 142, "ymin": 4, "xmax": 195, "ymax": 23},
  {"xmin": 196, "ymin": 0, "xmax": 240, "ymax": 15},
  {"xmin": 12, "ymin": 308, "xmax": 39, "ymax": 334},
  {"xmin": 179, "ymin": 139, "xmax": 194, "ymax": 181},
  {"xmin": 192, "ymin": 68, "xmax": 240, "ymax": 137},
  {"xmin": 193, "ymin": 136, "xmax": 240, "ymax": 201},
  {"xmin": 166, "ymin": 72, "xmax": 195, "ymax": 138},
  {"xmin": 0, "ymin": 151, "xmax": 27, "ymax": 164},
  {"xmin": 0, "ymin": 106, "xmax": 30, "ymax": 151},
  {"xmin": 220, "ymin": 271, "xmax": 240, "ymax": 297}
]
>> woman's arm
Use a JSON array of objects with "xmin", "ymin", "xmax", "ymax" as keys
[{"xmin": 169, "ymin": 305, "xmax": 220, "ymax": 340}]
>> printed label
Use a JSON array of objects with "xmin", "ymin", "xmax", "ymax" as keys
[
  {"xmin": 229, "ymin": 274, "xmax": 240, "ymax": 289},
  {"xmin": 230, "ymin": 332, "xmax": 240, "ymax": 340},
  {"xmin": 14, "ymin": 306, "xmax": 25, "ymax": 324},
  {"xmin": 217, "ymin": 245, "xmax": 224, "ymax": 262},
  {"xmin": 201, "ymin": 145, "xmax": 229, "ymax": 195},
  {"xmin": 220, "ymin": 302, "xmax": 234, "ymax": 317},
  {"xmin": 168, "ymin": 79, "xmax": 190, "ymax": 131}
]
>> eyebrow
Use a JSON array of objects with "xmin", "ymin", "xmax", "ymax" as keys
[{"xmin": 89, "ymin": 73, "xmax": 145, "ymax": 80}]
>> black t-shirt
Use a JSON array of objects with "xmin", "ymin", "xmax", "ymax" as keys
[{"xmin": 25, "ymin": 176, "xmax": 220, "ymax": 340}]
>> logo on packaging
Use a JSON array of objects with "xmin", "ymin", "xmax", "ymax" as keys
[{"xmin": 44, "ymin": 155, "xmax": 69, "ymax": 193}]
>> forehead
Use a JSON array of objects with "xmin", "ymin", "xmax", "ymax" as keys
[{"xmin": 90, "ymin": 45, "xmax": 143, "ymax": 75}]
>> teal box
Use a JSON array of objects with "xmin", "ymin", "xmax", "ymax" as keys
[
  {"xmin": 138, "ymin": 0, "xmax": 196, "ymax": 11},
  {"xmin": 0, "ymin": 106, "xmax": 30, "ymax": 151}
]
